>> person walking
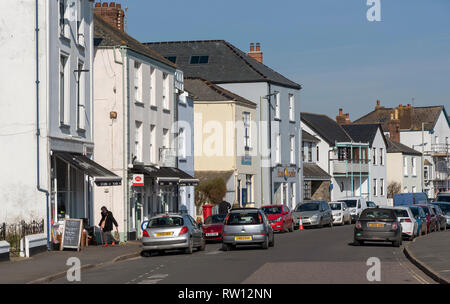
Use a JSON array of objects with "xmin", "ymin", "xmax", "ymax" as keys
[
  {"xmin": 218, "ymin": 200, "xmax": 231, "ymax": 215},
  {"xmin": 99, "ymin": 206, "xmax": 118, "ymax": 247}
]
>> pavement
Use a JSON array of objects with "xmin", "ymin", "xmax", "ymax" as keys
[
  {"xmin": 404, "ymin": 229, "xmax": 450, "ymax": 284},
  {"xmin": 0, "ymin": 241, "xmax": 141, "ymax": 284}
]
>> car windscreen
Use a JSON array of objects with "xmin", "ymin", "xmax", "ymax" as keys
[
  {"xmin": 393, "ymin": 209, "xmax": 409, "ymax": 218},
  {"xmin": 409, "ymin": 207, "xmax": 419, "ymax": 217},
  {"xmin": 419, "ymin": 206, "xmax": 430, "ymax": 216},
  {"xmin": 436, "ymin": 196, "xmax": 450, "ymax": 203},
  {"xmin": 360, "ymin": 209, "xmax": 395, "ymax": 220},
  {"xmin": 226, "ymin": 212, "xmax": 262, "ymax": 225},
  {"xmin": 261, "ymin": 206, "xmax": 282, "ymax": 215},
  {"xmin": 434, "ymin": 203, "xmax": 450, "ymax": 215},
  {"xmin": 329, "ymin": 203, "xmax": 342, "ymax": 211},
  {"xmin": 295, "ymin": 203, "xmax": 320, "ymax": 212},
  {"xmin": 204, "ymin": 214, "xmax": 226, "ymax": 224},
  {"xmin": 338, "ymin": 200, "xmax": 357, "ymax": 208},
  {"xmin": 148, "ymin": 216, "xmax": 184, "ymax": 228}
]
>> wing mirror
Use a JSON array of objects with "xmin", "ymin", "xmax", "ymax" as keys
[{"xmin": 284, "ymin": 211, "xmax": 288, "ymax": 215}]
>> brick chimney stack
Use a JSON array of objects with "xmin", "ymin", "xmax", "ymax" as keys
[
  {"xmin": 248, "ymin": 42, "xmax": 263, "ymax": 63},
  {"xmin": 336, "ymin": 108, "xmax": 351, "ymax": 125},
  {"xmin": 94, "ymin": 2, "xmax": 125, "ymax": 32},
  {"xmin": 375, "ymin": 99, "xmax": 384, "ymax": 110},
  {"xmin": 389, "ymin": 109, "xmax": 401, "ymax": 142}
]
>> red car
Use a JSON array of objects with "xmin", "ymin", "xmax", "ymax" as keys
[
  {"xmin": 416, "ymin": 205, "xmax": 438, "ymax": 233},
  {"xmin": 261, "ymin": 205, "xmax": 294, "ymax": 232},
  {"xmin": 202, "ymin": 214, "xmax": 227, "ymax": 241}
]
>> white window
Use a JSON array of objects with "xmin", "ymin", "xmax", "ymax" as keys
[
  {"xmin": 163, "ymin": 128, "xmax": 169, "ymax": 148},
  {"xmin": 149, "ymin": 66, "xmax": 155, "ymax": 106},
  {"xmin": 403, "ymin": 156, "xmax": 408, "ymax": 176},
  {"xmin": 380, "ymin": 178, "xmax": 384, "ymax": 196},
  {"xmin": 178, "ymin": 128, "xmax": 186, "ymax": 159},
  {"xmin": 76, "ymin": 61, "xmax": 85, "ymax": 130},
  {"xmin": 243, "ymin": 112, "xmax": 251, "ymax": 149},
  {"xmin": 373, "ymin": 148, "xmax": 377, "ymax": 165},
  {"xmin": 289, "ymin": 94, "xmax": 295, "ymax": 121},
  {"xmin": 412, "ymin": 186, "xmax": 417, "ymax": 193},
  {"xmin": 59, "ymin": 0, "xmax": 67, "ymax": 37},
  {"xmin": 246, "ymin": 175, "xmax": 253, "ymax": 203},
  {"xmin": 291, "ymin": 182, "xmax": 296, "ymax": 207},
  {"xmin": 373, "ymin": 179, "xmax": 377, "ymax": 196},
  {"xmin": 403, "ymin": 187, "xmax": 408, "ymax": 193},
  {"xmin": 134, "ymin": 61, "xmax": 142, "ymax": 103},
  {"xmin": 150, "ymin": 125, "xmax": 156, "ymax": 163},
  {"xmin": 290, "ymin": 135, "xmax": 295, "ymax": 164},
  {"xmin": 162, "ymin": 73, "xmax": 169, "ymax": 110},
  {"xmin": 379, "ymin": 148, "xmax": 383, "ymax": 165},
  {"xmin": 274, "ymin": 93, "xmax": 280, "ymax": 119},
  {"xmin": 275, "ymin": 134, "xmax": 281, "ymax": 164},
  {"xmin": 59, "ymin": 54, "xmax": 69, "ymax": 125},
  {"xmin": 76, "ymin": 0, "xmax": 84, "ymax": 46},
  {"xmin": 135, "ymin": 121, "xmax": 143, "ymax": 162},
  {"xmin": 412, "ymin": 157, "xmax": 417, "ymax": 176}
]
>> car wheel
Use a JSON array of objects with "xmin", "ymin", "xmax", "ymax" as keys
[
  {"xmin": 261, "ymin": 237, "xmax": 269, "ymax": 249},
  {"xmin": 141, "ymin": 250, "xmax": 151, "ymax": 258},
  {"xmin": 269, "ymin": 235, "xmax": 275, "ymax": 247},
  {"xmin": 289, "ymin": 222, "xmax": 294, "ymax": 232},
  {"xmin": 222, "ymin": 243, "xmax": 231, "ymax": 251},
  {"xmin": 185, "ymin": 238, "xmax": 193, "ymax": 254},
  {"xmin": 198, "ymin": 239, "xmax": 206, "ymax": 251}
]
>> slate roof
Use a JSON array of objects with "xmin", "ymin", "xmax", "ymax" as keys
[
  {"xmin": 386, "ymin": 138, "xmax": 422, "ymax": 156},
  {"xmin": 341, "ymin": 124, "xmax": 386, "ymax": 147},
  {"xmin": 354, "ymin": 105, "xmax": 446, "ymax": 132},
  {"xmin": 184, "ymin": 78, "xmax": 256, "ymax": 107},
  {"xmin": 195, "ymin": 171, "xmax": 234, "ymax": 184},
  {"xmin": 144, "ymin": 40, "xmax": 301, "ymax": 89},
  {"xmin": 93, "ymin": 14, "xmax": 176, "ymax": 68},
  {"xmin": 303, "ymin": 163, "xmax": 331, "ymax": 181},
  {"xmin": 300, "ymin": 113, "xmax": 352, "ymax": 145},
  {"xmin": 302, "ymin": 130, "xmax": 320, "ymax": 143}
]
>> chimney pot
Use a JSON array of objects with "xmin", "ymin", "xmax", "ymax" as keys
[
  {"xmin": 247, "ymin": 42, "xmax": 262, "ymax": 63},
  {"xmin": 256, "ymin": 42, "xmax": 261, "ymax": 52},
  {"xmin": 95, "ymin": 2, "xmax": 101, "ymax": 7},
  {"xmin": 339, "ymin": 108, "xmax": 343, "ymax": 115},
  {"xmin": 102, "ymin": 2, "xmax": 108, "ymax": 7},
  {"xmin": 250, "ymin": 43, "xmax": 255, "ymax": 52},
  {"xmin": 377, "ymin": 99, "xmax": 380, "ymax": 106},
  {"xmin": 110, "ymin": 2, "xmax": 116, "ymax": 7}
]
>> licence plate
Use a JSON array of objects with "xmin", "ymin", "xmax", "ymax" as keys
[
  {"xmin": 156, "ymin": 232, "xmax": 173, "ymax": 237},
  {"xmin": 206, "ymin": 233, "xmax": 218, "ymax": 237},
  {"xmin": 235, "ymin": 236, "xmax": 252, "ymax": 241},
  {"xmin": 368, "ymin": 223, "xmax": 385, "ymax": 228}
]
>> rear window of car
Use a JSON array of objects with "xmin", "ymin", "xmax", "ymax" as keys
[
  {"xmin": 295, "ymin": 203, "xmax": 320, "ymax": 212},
  {"xmin": 261, "ymin": 206, "xmax": 282, "ymax": 215},
  {"xmin": 436, "ymin": 195, "xmax": 450, "ymax": 203},
  {"xmin": 434, "ymin": 203, "xmax": 450, "ymax": 215},
  {"xmin": 360, "ymin": 209, "xmax": 395, "ymax": 219},
  {"xmin": 394, "ymin": 209, "xmax": 409, "ymax": 218},
  {"xmin": 409, "ymin": 207, "xmax": 419, "ymax": 217},
  {"xmin": 338, "ymin": 200, "xmax": 357, "ymax": 208},
  {"xmin": 204, "ymin": 214, "xmax": 226, "ymax": 224},
  {"xmin": 148, "ymin": 216, "xmax": 184, "ymax": 228},
  {"xmin": 419, "ymin": 206, "xmax": 430, "ymax": 216},
  {"xmin": 226, "ymin": 212, "xmax": 262, "ymax": 225},
  {"xmin": 329, "ymin": 203, "xmax": 342, "ymax": 211}
]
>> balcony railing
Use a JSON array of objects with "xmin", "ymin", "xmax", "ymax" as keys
[
  {"xmin": 332, "ymin": 159, "xmax": 369, "ymax": 175},
  {"xmin": 159, "ymin": 147, "xmax": 177, "ymax": 167},
  {"xmin": 431, "ymin": 144, "xmax": 449, "ymax": 155}
]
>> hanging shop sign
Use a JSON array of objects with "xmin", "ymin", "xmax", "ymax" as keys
[{"xmin": 132, "ymin": 174, "xmax": 144, "ymax": 186}]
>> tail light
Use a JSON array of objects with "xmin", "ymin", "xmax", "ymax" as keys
[
  {"xmin": 224, "ymin": 214, "xmax": 230, "ymax": 225},
  {"xmin": 143, "ymin": 229, "xmax": 150, "ymax": 238},
  {"xmin": 355, "ymin": 221, "xmax": 362, "ymax": 229},
  {"xmin": 392, "ymin": 222, "xmax": 398, "ymax": 230},
  {"xmin": 179, "ymin": 226, "xmax": 189, "ymax": 236},
  {"xmin": 403, "ymin": 218, "xmax": 412, "ymax": 223},
  {"xmin": 258, "ymin": 214, "xmax": 263, "ymax": 224}
]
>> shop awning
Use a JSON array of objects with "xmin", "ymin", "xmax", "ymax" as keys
[
  {"xmin": 131, "ymin": 165, "xmax": 199, "ymax": 186},
  {"xmin": 54, "ymin": 152, "xmax": 122, "ymax": 186},
  {"xmin": 303, "ymin": 163, "xmax": 331, "ymax": 181}
]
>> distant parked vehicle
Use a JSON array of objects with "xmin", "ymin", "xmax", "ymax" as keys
[
  {"xmin": 293, "ymin": 201, "xmax": 333, "ymax": 228},
  {"xmin": 202, "ymin": 214, "xmax": 227, "ymax": 242},
  {"xmin": 408, "ymin": 205, "xmax": 428, "ymax": 236},
  {"xmin": 436, "ymin": 192, "xmax": 450, "ymax": 203},
  {"xmin": 388, "ymin": 206, "xmax": 418, "ymax": 240},
  {"xmin": 337, "ymin": 197, "xmax": 368, "ymax": 223},
  {"xmin": 432, "ymin": 202, "xmax": 450, "ymax": 228},
  {"xmin": 222, "ymin": 208, "xmax": 274, "ymax": 251},
  {"xmin": 354, "ymin": 208, "xmax": 402, "ymax": 247},
  {"xmin": 329, "ymin": 202, "xmax": 351, "ymax": 225},
  {"xmin": 367, "ymin": 201, "xmax": 377, "ymax": 208},
  {"xmin": 141, "ymin": 213, "xmax": 205, "ymax": 256},
  {"xmin": 430, "ymin": 205, "xmax": 447, "ymax": 231},
  {"xmin": 393, "ymin": 192, "xmax": 428, "ymax": 206},
  {"xmin": 416, "ymin": 205, "xmax": 438, "ymax": 233},
  {"xmin": 261, "ymin": 204, "xmax": 294, "ymax": 233}
]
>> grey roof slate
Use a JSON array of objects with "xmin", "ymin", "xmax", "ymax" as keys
[
  {"xmin": 301, "ymin": 113, "xmax": 352, "ymax": 145},
  {"xmin": 302, "ymin": 130, "xmax": 320, "ymax": 143},
  {"xmin": 386, "ymin": 138, "xmax": 422, "ymax": 156},
  {"xmin": 303, "ymin": 163, "xmax": 331, "ymax": 180},
  {"xmin": 341, "ymin": 124, "xmax": 387, "ymax": 147},
  {"xmin": 144, "ymin": 40, "xmax": 301, "ymax": 89}
]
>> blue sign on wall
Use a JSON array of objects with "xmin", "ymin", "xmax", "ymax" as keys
[{"xmin": 241, "ymin": 155, "xmax": 252, "ymax": 166}]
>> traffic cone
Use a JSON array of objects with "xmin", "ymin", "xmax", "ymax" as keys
[{"xmin": 298, "ymin": 217, "xmax": 304, "ymax": 230}]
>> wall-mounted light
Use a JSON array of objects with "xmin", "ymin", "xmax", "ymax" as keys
[{"xmin": 110, "ymin": 111, "xmax": 117, "ymax": 119}]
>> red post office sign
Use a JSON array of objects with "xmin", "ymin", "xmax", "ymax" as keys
[{"xmin": 132, "ymin": 174, "xmax": 144, "ymax": 186}]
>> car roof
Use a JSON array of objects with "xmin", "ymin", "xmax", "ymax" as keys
[
  {"xmin": 150, "ymin": 213, "xmax": 184, "ymax": 219},
  {"xmin": 261, "ymin": 204, "xmax": 283, "ymax": 207},
  {"xmin": 230, "ymin": 208, "xmax": 259, "ymax": 213}
]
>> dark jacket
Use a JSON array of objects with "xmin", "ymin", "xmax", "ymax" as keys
[
  {"xmin": 218, "ymin": 201, "xmax": 231, "ymax": 215},
  {"xmin": 99, "ymin": 211, "xmax": 118, "ymax": 232}
]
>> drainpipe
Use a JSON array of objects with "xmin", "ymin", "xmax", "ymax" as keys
[{"xmin": 35, "ymin": 0, "xmax": 51, "ymax": 251}]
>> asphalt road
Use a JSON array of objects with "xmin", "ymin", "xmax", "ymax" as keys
[{"xmin": 53, "ymin": 224, "xmax": 435, "ymax": 284}]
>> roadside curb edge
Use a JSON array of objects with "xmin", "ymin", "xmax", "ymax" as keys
[{"xmin": 403, "ymin": 244, "xmax": 449, "ymax": 285}]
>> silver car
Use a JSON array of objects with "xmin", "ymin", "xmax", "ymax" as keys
[
  {"xmin": 293, "ymin": 201, "xmax": 333, "ymax": 228},
  {"xmin": 222, "ymin": 208, "xmax": 274, "ymax": 251},
  {"xmin": 141, "ymin": 213, "xmax": 205, "ymax": 256}
]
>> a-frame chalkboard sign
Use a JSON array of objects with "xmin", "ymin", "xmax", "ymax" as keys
[{"xmin": 60, "ymin": 218, "xmax": 83, "ymax": 251}]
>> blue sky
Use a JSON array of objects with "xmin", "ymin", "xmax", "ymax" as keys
[{"xmin": 119, "ymin": 0, "xmax": 450, "ymax": 120}]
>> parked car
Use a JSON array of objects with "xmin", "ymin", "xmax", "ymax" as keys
[
  {"xmin": 436, "ymin": 192, "xmax": 450, "ymax": 203},
  {"xmin": 354, "ymin": 208, "xmax": 402, "ymax": 247},
  {"xmin": 329, "ymin": 202, "xmax": 351, "ymax": 225},
  {"xmin": 393, "ymin": 192, "xmax": 428, "ymax": 206},
  {"xmin": 416, "ymin": 205, "xmax": 438, "ymax": 233},
  {"xmin": 222, "ymin": 208, "xmax": 274, "ymax": 251},
  {"xmin": 337, "ymin": 197, "xmax": 368, "ymax": 223},
  {"xmin": 261, "ymin": 204, "xmax": 294, "ymax": 233},
  {"xmin": 293, "ymin": 201, "xmax": 333, "ymax": 228},
  {"xmin": 388, "ymin": 206, "xmax": 418, "ymax": 240},
  {"xmin": 408, "ymin": 205, "xmax": 428, "ymax": 236},
  {"xmin": 202, "ymin": 214, "xmax": 227, "ymax": 242},
  {"xmin": 432, "ymin": 202, "xmax": 450, "ymax": 228},
  {"xmin": 141, "ymin": 213, "xmax": 205, "ymax": 256},
  {"xmin": 367, "ymin": 201, "xmax": 377, "ymax": 208},
  {"xmin": 430, "ymin": 205, "xmax": 447, "ymax": 231}
]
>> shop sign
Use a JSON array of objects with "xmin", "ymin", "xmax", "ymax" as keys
[
  {"xmin": 132, "ymin": 174, "xmax": 144, "ymax": 186},
  {"xmin": 277, "ymin": 168, "xmax": 296, "ymax": 179}
]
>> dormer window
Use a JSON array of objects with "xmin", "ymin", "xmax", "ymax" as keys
[{"xmin": 190, "ymin": 55, "xmax": 209, "ymax": 64}]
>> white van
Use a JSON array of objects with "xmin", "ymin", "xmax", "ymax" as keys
[{"xmin": 337, "ymin": 197, "xmax": 368, "ymax": 223}]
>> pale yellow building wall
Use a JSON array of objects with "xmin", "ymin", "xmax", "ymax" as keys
[{"xmin": 386, "ymin": 153, "xmax": 403, "ymax": 187}]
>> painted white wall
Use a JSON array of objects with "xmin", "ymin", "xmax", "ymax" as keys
[{"xmin": 368, "ymin": 128, "xmax": 388, "ymax": 206}]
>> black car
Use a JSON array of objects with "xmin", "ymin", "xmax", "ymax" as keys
[{"xmin": 354, "ymin": 208, "xmax": 402, "ymax": 247}]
